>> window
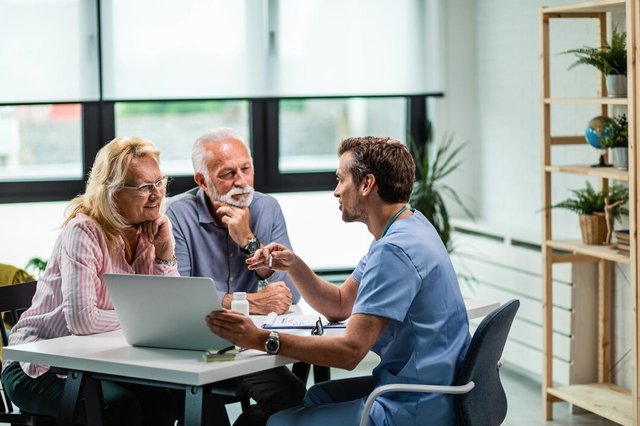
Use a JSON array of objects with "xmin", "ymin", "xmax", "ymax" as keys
[
  {"xmin": 0, "ymin": 104, "xmax": 83, "ymax": 181},
  {"xmin": 0, "ymin": 0, "xmax": 99, "ymax": 103},
  {"xmin": 115, "ymin": 100, "xmax": 250, "ymax": 176},
  {"xmin": 279, "ymin": 98, "xmax": 407, "ymax": 173}
]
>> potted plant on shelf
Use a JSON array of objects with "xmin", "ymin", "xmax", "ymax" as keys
[
  {"xmin": 410, "ymin": 130, "xmax": 474, "ymax": 252},
  {"xmin": 551, "ymin": 182, "xmax": 628, "ymax": 245},
  {"xmin": 561, "ymin": 27, "xmax": 627, "ymax": 97},
  {"xmin": 601, "ymin": 113, "xmax": 628, "ymax": 171}
]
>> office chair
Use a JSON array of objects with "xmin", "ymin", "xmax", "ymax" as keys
[
  {"xmin": 0, "ymin": 280, "xmax": 55, "ymax": 425},
  {"xmin": 360, "ymin": 299, "xmax": 520, "ymax": 426}
]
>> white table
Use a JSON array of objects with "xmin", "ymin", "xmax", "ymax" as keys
[{"xmin": 3, "ymin": 298, "xmax": 498, "ymax": 425}]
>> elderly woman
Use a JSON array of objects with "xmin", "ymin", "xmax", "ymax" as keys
[{"xmin": 1, "ymin": 137, "xmax": 178, "ymax": 425}]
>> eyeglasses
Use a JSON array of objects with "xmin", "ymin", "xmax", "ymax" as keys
[
  {"xmin": 121, "ymin": 176, "xmax": 168, "ymax": 196},
  {"xmin": 311, "ymin": 317, "xmax": 324, "ymax": 336}
]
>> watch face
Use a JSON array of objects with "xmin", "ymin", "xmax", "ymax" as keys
[
  {"xmin": 265, "ymin": 332, "xmax": 280, "ymax": 354},
  {"xmin": 247, "ymin": 239, "xmax": 260, "ymax": 253},
  {"xmin": 243, "ymin": 237, "xmax": 261, "ymax": 255}
]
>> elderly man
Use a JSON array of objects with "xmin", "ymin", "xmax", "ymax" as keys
[
  {"xmin": 166, "ymin": 127, "xmax": 305, "ymax": 426},
  {"xmin": 206, "ymin": 136, "xmax": 471, "ymax": 425}
]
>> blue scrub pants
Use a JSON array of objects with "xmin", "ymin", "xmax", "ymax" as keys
[{"xmin": 267, "ymin": 375, "xmax": 377, "ymax": 426}]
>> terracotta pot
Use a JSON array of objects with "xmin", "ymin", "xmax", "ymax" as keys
[{"xmin": 579, "ymin": 213, "xmax": 607, "ymax": 245}]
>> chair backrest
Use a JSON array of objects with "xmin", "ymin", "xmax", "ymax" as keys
[
  {"xmin": 454, "ymin": 299, "xmax": 520, "ymax": 426},
  {"xmin": 0, "ymin": 280, "xmax": 38, "ymax": 347}
]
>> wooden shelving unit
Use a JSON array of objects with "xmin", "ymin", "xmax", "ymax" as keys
[{"xmin": 540, "ymin": 1, "xmax": 638, "ymax": 424}]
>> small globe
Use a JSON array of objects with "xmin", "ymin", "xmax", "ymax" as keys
[{"xmin": 585, "ymin": 116, "xmax": 614, "ymax": 149}]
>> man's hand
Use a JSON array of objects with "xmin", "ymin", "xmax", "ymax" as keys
[
  {"xmin": 141, "ymin": 214, "xmax": 174, "ymax": 260},
  {"xmin": 246, "ymin": 243, "xmax": 298, "ymax": 272},
  {"xmin": 206, "ymin": 309, "xmax": 267, "ymax": 350},
  {"xmin": 213, "ymin": 201, "xmax": 252, "ymax": 248},
  {"xmin": 247, "ymin": 281, "xmax": 292, "ymax": 314}
]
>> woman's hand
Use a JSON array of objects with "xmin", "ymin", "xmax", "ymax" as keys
[{"xmin": 142, "ymin": 214, "xmax": 175, "ymax": 260}]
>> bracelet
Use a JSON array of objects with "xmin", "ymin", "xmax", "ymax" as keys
[{"xmin": 155, "ymin": 255, "xmax": 177, "ymax": 267}]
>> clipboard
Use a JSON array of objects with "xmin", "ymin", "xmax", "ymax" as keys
[{"xmin": 261, "ymin": 312, "xmax": 347, "ymax": 329}]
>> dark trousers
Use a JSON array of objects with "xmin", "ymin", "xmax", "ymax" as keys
[
  {"xmin": 231, "ymin": 366, "xmax": 306, "ymax": 426},
  {"xmin": 2, "ymin": 361, "xmax": 177, "ymax": 426}
]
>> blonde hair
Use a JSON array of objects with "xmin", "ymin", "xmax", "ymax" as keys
[{"xmin": 64, "ymin": 136, "xmax": 161, "ymax": 254}]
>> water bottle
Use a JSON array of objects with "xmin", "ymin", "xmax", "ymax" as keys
[{"xmin": 231, "ymin": 292, "xmax": 250, "ymax": 316}]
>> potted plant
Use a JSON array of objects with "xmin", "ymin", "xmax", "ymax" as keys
[
  {"xmin": 601, "ymin": 113, "xmax": 628, "ymax": 170},
  {"xmin": 551, "ymin": 182, "xmax": 628, "ymax": 245},
  {"xmin": 561, "ymin": 27, "xmax": 627, "ymax": 97},
  {"xmin": 410, "ymin": 130, "xmax": 473, "ymax": 252}
]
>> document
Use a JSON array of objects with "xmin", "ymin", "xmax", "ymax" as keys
[{"xmin": 262, "ymin": 312, "xmax": 347, "ymax": 329}]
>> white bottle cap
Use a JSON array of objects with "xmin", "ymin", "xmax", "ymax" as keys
[{"xmin": 233, "ymin": 291, "xmax": 247, "ymax": 300}]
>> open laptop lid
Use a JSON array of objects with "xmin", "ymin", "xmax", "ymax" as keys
[{"xmin": 104, "ymin": 273, "xmax": 231, "ymax": 351}]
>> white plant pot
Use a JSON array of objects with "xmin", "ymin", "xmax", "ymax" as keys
[
  {"xmin": 611, "ymin": 147, "xmax": 628, "ymax": 170},
  {"xmin": 606, "ymin": 74, "xmax": 627, "ymax": 98}
]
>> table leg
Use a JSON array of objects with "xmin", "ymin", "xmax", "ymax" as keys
[
  {"xmin": 57, "ymin": 370, "xmax": 104, "ymax": 426},
  {"xmin": 184, "ymin": 385, "xmax": 205, "ymax": 426},
  {"xmin": 313, "ymin": 365, "xmax": 331, "ymax": 383},
  {"xmin": 83, "ymin": 376, "xmax": 104, "ymax": 426}
]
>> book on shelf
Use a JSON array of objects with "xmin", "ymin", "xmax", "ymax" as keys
[
  {"xmin": 614, "ymin": 229, "xmax": 630, "ymax": 244},
  {"xmin": 617, "ymin": 242, "xmax": 630, "ymax": 252}
]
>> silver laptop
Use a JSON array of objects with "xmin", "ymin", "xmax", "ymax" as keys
[{"xmin": 103, "ymin": 273, "xmax": 231, "ymax": 351}]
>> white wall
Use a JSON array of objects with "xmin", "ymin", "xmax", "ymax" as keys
[{"xmin": 442, "ymin": 0, "xmax": 631, "ymax": 388}]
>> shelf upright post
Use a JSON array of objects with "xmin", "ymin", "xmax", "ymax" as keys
[{"xmin": 540, "ymin": 9, "xmax": 554, "ymax": 421}]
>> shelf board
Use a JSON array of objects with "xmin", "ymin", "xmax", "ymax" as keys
[
  {"xmin": 544, "ymin": 97, "xmax": 628, "ymax": 105},
  {"xmin": 542, "ymin": 0, "xmax": 625, "ymax": 14},
  {"xmin": 545, "ymin": 164, "xmax": 629, "ymax": 180},
  {"xmin": 547, "ymin": 240, "xmax": 630, "ymax": 263},
  {"xmin": 547, "ymin": 383, "xmax": 632, "ymax": 425}
]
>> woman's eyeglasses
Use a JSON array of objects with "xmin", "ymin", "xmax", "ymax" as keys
[
  {"xmin": 311, "ymin": 317, "xmax": 324, "ymax": 336},
  {"xmin": 121, "ymin": 176, "xmax": 168, "ymax": 196}
]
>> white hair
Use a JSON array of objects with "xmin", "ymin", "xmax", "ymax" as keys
[{"xmin": 191, "ymin": 127, "xmax": 250, "ymax": 174}]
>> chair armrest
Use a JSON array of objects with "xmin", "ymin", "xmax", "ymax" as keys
[{"xmin": 359, "ymin": 381, "xmax": 475, "ymax": 426}]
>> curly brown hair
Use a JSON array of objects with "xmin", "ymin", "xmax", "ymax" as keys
[{"xmin": 338, "ymin": 136, "xmax": 414, "ymax": 204}]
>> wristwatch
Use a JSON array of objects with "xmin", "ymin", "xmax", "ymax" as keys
[
  {"xmin": 264, "ymin": 331, "xmax": 280, "ymax": 355},
  {"xmin": 241, "ymin": 236, "xmax": 261, "ymax": 256}
]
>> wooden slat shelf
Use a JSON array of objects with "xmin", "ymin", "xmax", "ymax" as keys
[
  {"xmin": 544, "ymin": 97, "xmax": 628, "ymax": 105},
  {"xmin": 541, "ymin": 0, "xmax": 638, "ymax": 423},
  {"xmin": 542, "ymin": 0, "xmax": 625, "ymax": 14},
  {"xmin": 547, "ymin": 383, "xmax": 632, "ymax": 425},
  {"xmin": 547, "ymin": 240, "xmax": 630, "ymax": 264},
  {"xmin": 545, "ymin": 165, "xmax": 629, "ymax": 180}
]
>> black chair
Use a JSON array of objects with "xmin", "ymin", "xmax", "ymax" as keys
[
  {"xmin": 0, "ymin": 280, "xmax": 55, "ymax": 426},
  {"xmin": 359, "ymin": 299, "xmax": 520, "ymax": 426}
]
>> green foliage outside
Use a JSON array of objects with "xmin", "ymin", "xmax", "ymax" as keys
[
  {"xmin": 561, "ymin": 27, "xmax": 627, "ymax": 76},
  {"xmin": 551, "ymin": 181, "xmax": 628, "ymax": 217},
  {"xmin": 410, "ymin": 131, "xmax": 473, "ymax": 252},
  {"xmin": 117, "ymin": 100, "xmax": 226, "ymax": 116},
  {"xmin": 601, "ymin": 114, "xmax": 628, "ymax": 148}
]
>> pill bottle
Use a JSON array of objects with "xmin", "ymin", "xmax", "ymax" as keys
[{"xmin": 231, "ymin": 292, "xmax": 250, "ymax": 316}]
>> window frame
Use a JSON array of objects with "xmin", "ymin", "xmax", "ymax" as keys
[{"xmin": 0, "ymin": 93, "xmax": 440, "ymax": 203}]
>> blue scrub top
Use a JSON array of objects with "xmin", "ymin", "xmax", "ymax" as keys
[{"xmin": 352, "ymin": 210, "xmax": 470, "ymax": 425}]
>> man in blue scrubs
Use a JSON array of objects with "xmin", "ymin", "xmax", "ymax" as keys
[{"xmin": 206, "ymin": 136, "xmax": 471, "ymax": 425}]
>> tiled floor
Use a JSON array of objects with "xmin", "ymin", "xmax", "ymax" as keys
[{"xmin": 0, "ymin": 354, "xmax": 620, "ymax": 425}]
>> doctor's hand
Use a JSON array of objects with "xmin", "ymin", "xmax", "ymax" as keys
[
  {"xmin": 246, "ymin": 243, "xmax": 298, "ymax": 272},
  {"xmin": 206, "ymin": 309, "xmax": 267, "ymax": 350},
  {"xmin": 247, "ymin": 282, "xmax": 292, "ymax": 315}
]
